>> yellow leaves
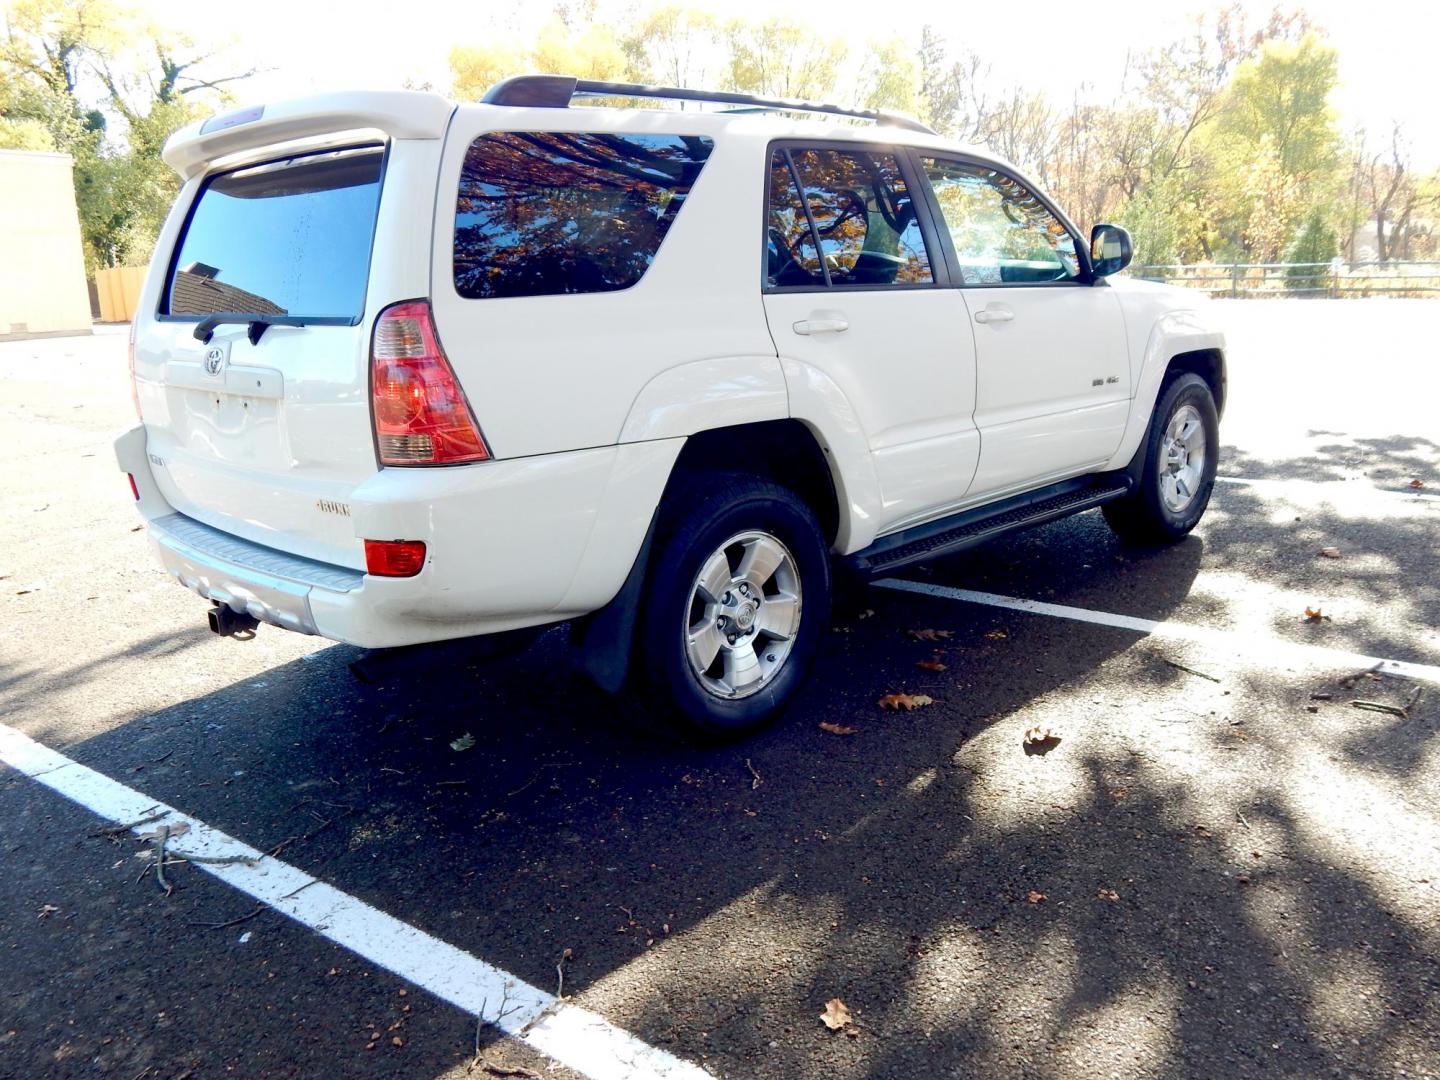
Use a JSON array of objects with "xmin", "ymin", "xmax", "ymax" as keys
[
  {"xmin": 915, "ymin": 659, "xmax": 947, "ymax": 672},
  {"xmin": 1303, "ymin": 606, "xmax": 1330, "ymax": 622},
  {"xmin": 878, "ymin": 693, "xmax": 934, "ymax": 711},
  {"xmin": 818, "ymin": 721, "xmax": 857, "ymax": 736},
  {"xmin": 907, "ymin": 628, "xmax": 952, "ymax": 642},
  {"xmin": 819, "ymin": 997, "xmax": 853, "ymax": 1031},
  {"xmin": 984, "ymin": 628, "xmax": 1009, "ymax": 641}
]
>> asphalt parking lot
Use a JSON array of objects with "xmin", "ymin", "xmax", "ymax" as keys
[{"xmin": 1, "ymin": 300, "xmax": 1437, "ymax": 1079}]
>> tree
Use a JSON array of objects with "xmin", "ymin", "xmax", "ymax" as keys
[
  {"xmin": 857, "ymin": 37, "xmax": 918, "ymax": 115},
  {"xmin": 723, "ymin": 17, "xmax": 845, "ymax": 101},
  {"xmin": 623, "ymin": 5, "xmax": 722, "ymax": 88}
]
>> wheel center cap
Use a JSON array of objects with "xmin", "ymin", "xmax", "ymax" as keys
[{"xmin": 734, "ymin": 603, "xmax": 757, "ymax": 631}]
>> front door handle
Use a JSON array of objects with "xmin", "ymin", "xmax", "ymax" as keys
[
  {"xmin": 793, "ymin": 317, "xmax": 849, "ymax": 335},
  {"xmin": 973, "ymin": 307, "xmax": 1015, "ymax": 324}
]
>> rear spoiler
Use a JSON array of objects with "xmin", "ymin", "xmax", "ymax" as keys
[{"xmin": 162, "ymin": 91, "xmax": 456, "ymax": 180}]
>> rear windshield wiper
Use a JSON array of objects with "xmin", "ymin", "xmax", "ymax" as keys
[{"xmin": 193, "ymin": 313, "xmax": 307, "ymax": 346}]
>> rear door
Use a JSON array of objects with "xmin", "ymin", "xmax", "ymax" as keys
[
  {"xmin": 138, "ymin": 144, "xmax": 391, "ymax": 569},
  {"xmin": 917, "ymin": 156, "xmax": 1131, "ymax": 500},
  {"xmin": 761, "ymin": 144, "xmax": 980, "ymax": 534}
]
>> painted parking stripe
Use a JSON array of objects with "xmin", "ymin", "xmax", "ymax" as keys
[
  {"xmin": 1217, "ymin": 475, "xmax": 1440, "ymax": 503},
  {"xmin": 0, "ymin": 722, "xmax": 708, "ymax": 1080},
  {"xmin": 874, "ymin": 578, "xmax": 1440, "ymax": 686}
]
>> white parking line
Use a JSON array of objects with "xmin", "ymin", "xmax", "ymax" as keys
[
  {"xmin": 0, "ymin": 722, "xmax": 708, "ymax": 1080},
  {"xmin": 1217, "ymin": 475, "xmax": 1440, "ymax": 503},
  {"xmin": 874, "ymin": 579, "xmax": 1440, "ymax": 686}
]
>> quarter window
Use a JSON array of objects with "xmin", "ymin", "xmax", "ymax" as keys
[
  {"xmin": 921, "ymin": 159, "xmax": 1079, "ymax": 284},
  {"xmin": 766, "ymin": 147, "xmax": 932, "ymax": 289},
  {"xmin": 453, "ymin": 132, "xmax": 714, "ymax": 300}
]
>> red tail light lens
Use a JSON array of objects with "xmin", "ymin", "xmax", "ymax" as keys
[
  {"xmin": 127, "ymin": 473, "xmax": 140, "ymax": 501},
  {"xmin": 364, "ymin": 539, "xmax": 427, "ymax": 577},
  {"xmin": 371, "ymin": 300, "xmax": 489, "ymax": 466}
]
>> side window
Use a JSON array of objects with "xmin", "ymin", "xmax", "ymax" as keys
[
  {"xmin": 921, "ymin": 158, "xmax": 1079, "ymax": 285},
  {"xmin": 766, "ymin": 147, "xmax": 932, "ymax": 289},
  {"xmin": 453, "ymin": 131, "xmax": 714, "ymax": 300}
]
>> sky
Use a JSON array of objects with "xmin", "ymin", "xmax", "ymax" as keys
[{"xmin": 142, "ymin": 0, "xmax": 1440, "ymax": 165}]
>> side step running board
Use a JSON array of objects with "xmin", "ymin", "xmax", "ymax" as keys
[{"xmin": 846, "ymin": 479, "xmax": 1131, "ymax": 576}]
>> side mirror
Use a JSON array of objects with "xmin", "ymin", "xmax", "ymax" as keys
[{"xmin": 1090, "ymin": 224, "xmax": 1132, "ymax": 278}]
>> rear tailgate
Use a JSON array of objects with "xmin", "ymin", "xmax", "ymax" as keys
[{"xmin": 133, "ymin": 94, "xmax": 453, "ymax": 570}]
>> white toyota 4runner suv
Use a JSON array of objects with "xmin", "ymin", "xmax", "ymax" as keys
[{"xmin": 116, "ymin": 76, "xmax": 1225, "ymax": 737}]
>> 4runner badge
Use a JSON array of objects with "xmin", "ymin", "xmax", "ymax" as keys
[{"xmin": 203, "ymin": 346, "xmax": 226, "ymax": 377}]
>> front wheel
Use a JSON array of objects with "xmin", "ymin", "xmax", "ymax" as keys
[
  {"xmin": 1104, "ymin": 372, "xmax": 1219, "ymax": 544},
  {"xmin": 635, "ymin": 474, "xmax": 831, "ymax": 740}
]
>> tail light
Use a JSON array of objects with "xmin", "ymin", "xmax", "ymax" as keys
[
  {"xmin": 370, "ymin": 300, "xmax": 489, "ymax": 466},
  {"xmin": 364, "ymin": 539, "xmax": 426, "ymax": 577},
  {"xmin": 127, "ymin": 320, "xmax": 141, "ymax": 419}
]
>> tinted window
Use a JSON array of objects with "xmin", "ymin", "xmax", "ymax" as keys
[
  {"xmin": 453, "ymin": 132, "xmax": 714, "ymax": 300},
  {"xmin": 165, "ymin": 146, "xmax": 383, "ymax": 319},
  {"xmin": 767, "ymin": 147, "xmax": 932, "ymax": 289},
  {"xmin": 921, "ymin": 159, "xmax": 1079, "ymax": 284},
  {"xmin": 766, "ymin": 152, "xmax": 824, "ymax": 287}
]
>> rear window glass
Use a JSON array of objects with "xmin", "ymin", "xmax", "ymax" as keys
[
  {"xmin": 453, "ymin": 131, "xmax": 714, "ymax": 300},
  {"xmin": 164, "ymin": 145, "xmax": 384, "ymax": 320}
]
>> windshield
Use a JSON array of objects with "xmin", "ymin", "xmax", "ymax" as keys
[{"xmin": 164, "ymin": 145, "xmax": 384, "ymax": 321}]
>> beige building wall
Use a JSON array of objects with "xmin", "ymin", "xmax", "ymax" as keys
[{"xmin": 0, "ymin": 150, "xmax": 93, "ymax": 338}]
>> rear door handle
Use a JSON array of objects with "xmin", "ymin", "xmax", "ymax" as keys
[
  {"xmin": 793, "ymin": 317, "xmax": 849, "ymax": 335},
  {"xmin": 973, "ymin": 308, "xmax": 1014, "ymax": 324}
]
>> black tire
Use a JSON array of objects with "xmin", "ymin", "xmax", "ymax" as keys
[
  {"xmin": 635, "ymin": 472, "xmax": 831, "ymax": 740},
  {"xmin": 1103, "ymin": 373, "xmax": 1219, "ymax": 544}
]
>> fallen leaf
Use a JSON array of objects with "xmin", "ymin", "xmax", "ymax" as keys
[
  {"xmin": 1410, "ymin": 478, "xmax": 1426, "ymax": 490},
  {"xmin": 1027, "ymin": 890, "xmax": 1046, "ymax": 904},
  {"xmin": 820, "ymin": 997, "xmax": 852, "ymax": 1031},
  {"xmin": 1317, "ymin": 547, "xmax": 1341, "ymax": 559},
  {"xmin": 878, "ymin": 692, "xmax": 935, "ymax": 711},
  {"xmin": 907, "ymin": 628, "xmax": 953, "ymax": 642},
  {"xmin": 1303, "ymin": 606, "xmax": 1331, "ymax": 622},
  {"xmin": 38, "ymin": 904, "xmax": 59, "ymax": 918},
  {"xmin": 818, "ymin": 722, "xmax": 857, "ymax": 736},
  {"xmin": 391, "ymin": 1036, "xmax": 403, "ymax": 1048},
  {"xmin": 1023, "ymin": 725, "xmax": 1060, "ymax": 745},
  {"xmin": 449, "ymin": 733, "xmax": 475, "ymax": 752},
  {"xmin": 857, "ymin": 608, "xmax": 875, "ymax": 620},
  {"xmin": 136, "ymin": 822, "xmax": 190, "ymax": 842},
  {"xmin": 915, "ymin": 659, "xmax": 947, "ymax": 672},
  {"xmin": 984, "ymin": 628, "xmax": 1009, "ymax": 641},
  {"xmin": 1108, "ymin": 787, "xmax": 1129, "ymax": 801},
  {"xmin": 1097, "ymin": 888, "xmax": 1120, "ymax": 901}
]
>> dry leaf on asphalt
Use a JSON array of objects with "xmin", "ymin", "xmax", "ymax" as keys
[
  {"xmin": 907, "ymin": 628, "xmax": 953, "ymax": 642},
  {"xmin": 1317, "ymin": 547, "xmax": 1341, "ymax": 559},
  {"xmin": 1410, "ymin": 478, "xmax": 1426, "ymax": 489},
  {"xmin": 449, "ymin": 733, "xmax": 476, "ymax": 752},
  {"xmin": 136, "ymin": 822, "xmax": 190, "ymax": 842},
  {"xmin": 1303, "ymin": 606, "xmax": 1330, "ymax": 622},
  {"xmin": 984, "ymin": 628, "xmax": 1009, "ymax": 641},
  {"xmin": 878, "ymin": 693, "xmax": 934, "ymax": 711},
  {"xmin": 1026, "ymin": 890, "xmax": 1046, "ymax": 904},
  {"xmin": 818, "ymin": 721, "xmax": 858, "ymax": 736},
  {"xmin": 1023, "ymin": 725, "xmax": 1060, "ymax": 745},
  {"xmin": 1097, "ymin": 888, "xmax": 1120, "ymax": 901},
  {"xmin": 915, "ymin": 659, "xmax": 947, "ymax": 672},
  {"xmin": 820, "ymin": 998, "xmax": 852, "ymax": 1031}
]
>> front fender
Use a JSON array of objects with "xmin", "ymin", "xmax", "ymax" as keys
[{"xmin": 1104, "ymin": 310, "xmax": 1226, "ymax": 472}]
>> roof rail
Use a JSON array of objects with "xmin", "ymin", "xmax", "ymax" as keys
[{"xmin": 481, "ymin": 74, "xmax": 937, "ymax": 136}]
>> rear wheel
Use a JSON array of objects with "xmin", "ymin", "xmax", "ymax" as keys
[
  {"xmin": 1104, "ymin": 372, "xmax": 1219, "ymax": 543},
  {"xmin": 636, "ymin": 474, "xmax": 830, "ymax": 739}
]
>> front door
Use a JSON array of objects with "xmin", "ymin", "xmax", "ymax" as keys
[
  {"xmin": 761, "ymin": 144, "xmax": 979, "ymax": 534},
  {"xmin": 918, "ymin": 157, "xmax": 1131, "ymax": 500}
]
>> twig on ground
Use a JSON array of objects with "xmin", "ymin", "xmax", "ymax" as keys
[
  {"xmin": 479, "ymin": 1062, "xmax": 540, "ymax": 1079},
  {"xmin": 1159, "ymin": 656, "xmax": 1221, "ymax": 683},
  {"xmin": 745, "ymin": 758, "xmax": 762, "ymax": 790},
  {"xmin": 267, "ymin": 805, "xmax": 357, "ymax": 858},
  {"xmin": 555, "ymin": 947, "xmax": 572, "ymax": 1000},
  {"xmin": 1403, "ymin": 685, "xmax": 1424, "ymax": 716},
  {"xmin": 1309, "ymin": 692, "xmax": 1334, "ymax": 701},
  {"xmin": 154, "ymin": 826, "xmax": 172, "ymax": 895},
  {"xmin": 1338, "ymin": 662, "xmax": 1384, "ymax": 689},
  {"xmin": 1237, "ymin": 810, "xmax": 1251, "ymax": 830},
  {"xmin": 188, "ymin": 904, "xmax": 266, "ymax": 930},
  {"xmin": 90, "ymin": 809, "xmax": 167, "ymax": 838},
  {"xmin": 171, "ymin": 852, "xmax": 263, "ymax": 867},
  {"xmin": 1350, "ymin": 699, "xmax": 1408, "ymax": 718}
]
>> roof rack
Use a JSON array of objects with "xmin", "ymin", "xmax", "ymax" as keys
[{"xmin": 481, "ymin": 74, "xmax": 937, "ymax": 136}]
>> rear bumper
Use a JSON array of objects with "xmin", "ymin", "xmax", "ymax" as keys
[{"xmin": 114, "ymin": 425, "xmax": 683, "ymax": 648}]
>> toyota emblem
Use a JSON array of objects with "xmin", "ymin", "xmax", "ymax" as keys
[{"xmin": 203, "ymin": 346, "xmax": 225, "ymax": 376}]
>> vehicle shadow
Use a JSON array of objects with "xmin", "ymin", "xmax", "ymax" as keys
[{"xmin": 8, "ymin": 507, "xmax": 1437, "ymax": 1077}]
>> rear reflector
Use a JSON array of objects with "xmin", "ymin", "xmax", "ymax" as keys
[
  {"xmin": 371, "ymin": 300, "xmax": 489, "ymax": 466},
  {"xmin": 127, "ymin": 473, "xmax": 140, "ymax": 501},
  {"xmin": 364, "ymin": 539, "xmax": 426, "ymax": 577}
]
